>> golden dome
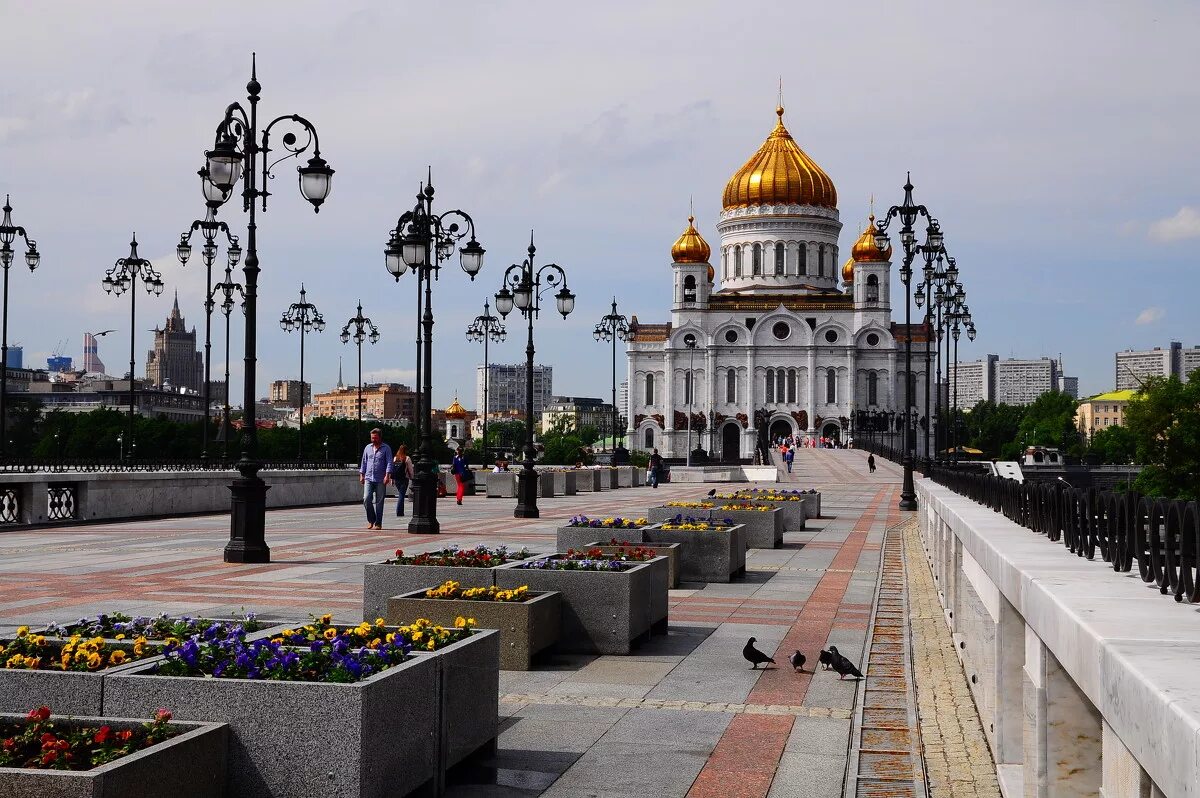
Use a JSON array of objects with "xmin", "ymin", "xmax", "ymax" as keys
[
  {"xmin": 671, "ymin": 215, "xmax": 711, "ymax": 263},
  {"xmin": 706, "ymin": 263, "xmax": 715, "ymax": 283},
  {"xmin": 851, "ymin": 214, "xmax": 891, "ymax": 262},
  {"xmin": 722, "ymin": 106, "xmax": 837, "ymax": 210},
  {"xmin": 841, "ymin": 256, "xmax": 855, "ymax": 285},
  {"xmin": 445, "ymin": 396, "xmax": 467, "ymax": 418}
]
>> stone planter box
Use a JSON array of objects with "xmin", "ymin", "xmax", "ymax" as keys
[
  {"xmin": 387, "ymin": 591, "xmax": 559, "ymax": 670},
  {"xmin": 646, "ymin": 505, "xmax": 780, "ymax": 548},
  {"xmin": 362, "ymin": 557, "xmax": 541, "ymax": 620},
  {"xmin": 417, "ymin": 630, "xmax": 500, "ymax": 770},
  {"xmin": 643, "ymin": 523, "xmax": 747, "ymax": 583},
  {"xmin": 589, "ymin": 542, "xmax": 682, "ymax": 591},
  {"xmin": 537, "ymin": 471, "xmax": 555, "ymax": 497},
  {"xmin": 562, "ymin": 470, "xmax": 578, "ymax": 495},
  {"xmin": 616, "ymin": 466, "xmax": 634, "ymax": 487},
  {"xmin": 495, "ymin": 558, "xmax": 667, "ymax": 654},
  {"xmin": 605, "ymin": 468, "xmax": 620, "ymax": 489},
  {"xmin": 485, "ymin": 471, "xmax": 517, "ymax": 498},
  {"xmin": 105, "ymin": 650, "xmax": 441, "ymax": 798},
  {"xmin": 574, "ymin": 469, "xmax": 603, "ymax": 492},
  {"xmin": 632, "ymin": 467, "xmax": 645, "ymax": 486},
  {"xmin": 0, "ymin": 640, "xmax": 162, "ymax": 716},
  {"xmin": 750, "ymin": 499, "xmax": 804, "ymax": 530},
  {"xmin": 555, "ymin": 524, "xmax": 653, "ymax": 554},
  {"xmin": 0, "ymin": 715, "xmax": 228, "ymax": 798}
]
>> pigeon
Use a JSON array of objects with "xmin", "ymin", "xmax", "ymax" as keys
[
  {"xmin": 743, "ymin": 637, "xmax": 775, "ymax": 669},
  {"xmin": 828, "ymin": 646, "xmax": 863, "ymax": 680},
  {"xmin": 706, "ymin": 488, "xmax": 717, "ymax": 497},
  {"xmin": 818, "ymin": 649, "xmax": 834, "ymax": 670},
  {"xmin": 788, "ymin": 650, "xmax": 806, "ymax": 672}
]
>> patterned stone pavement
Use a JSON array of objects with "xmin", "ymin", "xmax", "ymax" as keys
[{"xmin": 0, "ymin": 450, "xmax": 1000, "ymax": 797}]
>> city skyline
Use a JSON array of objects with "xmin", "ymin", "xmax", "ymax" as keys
[{"xmin": 2, "ymin": 2, "xmax": 1197, "ymax": 404}]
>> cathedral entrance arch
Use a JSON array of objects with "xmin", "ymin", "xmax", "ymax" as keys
[
  {"xmin": 721, "ymin": 424, "xmax": 741, "ymax": 463},
  {"xmin": 768, "ymin": 418, "xmax": 793, "ymax": 443},
  {"xmin": 820, "ymin": 421, "xmax": 841, "ymax": 444}
]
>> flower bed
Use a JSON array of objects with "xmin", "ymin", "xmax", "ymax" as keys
[
  {"xmin": 643, "ymin": 521, "xmax": 747, "ymax": 583},
  {"xmin": 495, "ymin": 557, "xmax": 667, "ymax": 654},
  {"xmin": 387, "ymin": 587, "xmax": 559, "ymax": 670},
  {"xmin": 649, "ymin": 504, "xmax": 782, "ymax": 548},
  {"xmin": 362, "ymin": 545, "xmax": 538, "ymax": 620},
  {"xmin": 556, "ymin": 516, "xmax": 650, "ymax": 552},
  {"xmin": 42, "ymin": 611, "xmax": 266, "ymax": 642},
  {"xmin": 0, "ymin": 628, "xmax": 162, "ymax": 715},
  {"xmin": 0, "ymin": 706, "xmax": 227, "ymax": 798},
  {"xmin": 589, "ymin": 539, "xmax": 683, "ymax": 591},
  {"xmin": 732, "ymin": 488, "xmax": 820, "ymax": 520}
]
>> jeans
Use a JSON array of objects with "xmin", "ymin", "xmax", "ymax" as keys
[
  {"xmin": 649, "ymin": 467, "xmax": 659, "ymax": 488},
  {"xmin": 363, "ymin": 480, "xmax": 386, "ymax": 527},
  {"xmin": 786, "ymin": 460, "xmax": 793, "ymax": 473},
  {"xmin": 394, "ymin": 478, "xmax": 409, "ymax": 516}
]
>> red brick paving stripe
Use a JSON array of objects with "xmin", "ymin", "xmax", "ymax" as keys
[{"xmin": 687, "ymin": 714, "xmax": 794, "ymax": 798}]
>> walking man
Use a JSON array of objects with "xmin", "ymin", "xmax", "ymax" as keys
[
  {"xmin": 784, "ymin": 446, "xmax": 794, "ymax": 474},
  {"xmin": 867, "ymin": 453, "xmax": 876, "ymax": 473},
  {"xmin": 649, "ymin": 448, "xmax": 663, "ymax": 489},
  {"xmin": 359, "ymin": 428, "xmax": 393, "ymax": 530}
]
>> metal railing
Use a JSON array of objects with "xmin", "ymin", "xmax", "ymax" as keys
[
  {"xmin": 0, "ymin": 459, "xmax": 353, "ymax": 474},
  {"xmin": 929, "ymin": 465, "xmax": 1200, "ymax": 604}
]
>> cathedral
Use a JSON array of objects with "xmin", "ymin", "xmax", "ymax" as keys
[{"xmin": 626, "ymin": 104, "xmax": 931, "ymax": 460}]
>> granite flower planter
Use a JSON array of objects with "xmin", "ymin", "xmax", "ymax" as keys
[
  {"xmin": 648, "ymin": 505, "xmax": 781, "ymax": 549},
  {"xmin": 104, "ymin": 651, "xmax": 440, "ymax": 798},
  {"xmin": 604, "ymin": 468, "xmax": 620, "ymax": 489},
  {"xmin": 485, "ymin": 471, "xmax": 517, "ymax": 497},
  {"xmin": 386, "ymin": 592, "xmax": 559, "ymax": 670},
  {"xmin": 0, "ymin": 715, "xmax": 228, "ymax": 798},
  {"xmin": 416, "ymin": 629, "xmax": 501, "ymax": 770},
  {"xmin": 555, "ymin": 524, "xmax": 653, "ymax": 553},
  {"xmin": 616, "ymin": 467, "xmax": 634, "ymax": 487},
  {"xmin": 362, "ymin": 556, "xmax": 541, "ymax": 620},
  {"xmin": 495, "ymin": 558, "xmax": 667, "ymax": 654},
  {"xmin": 0, "ymin": 641, "xmax": 162, "ymax": 715},
  {"xmin": 588, "ymin": 542, "xmax": 682, "ymax": 591},
  {"xmin": 537, "ymin": 471, "xmax": 556, "ymax": 497},
  {"xmin": 574, "ymin": 469, "xmax": 603, "ymax": 492},
  {"xmin": 642, "ymin": 523, "xmax": 747, "ymax": 583}
]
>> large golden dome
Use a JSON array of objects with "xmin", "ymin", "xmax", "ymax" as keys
[
  {"xmin": 722, "ymin": 106, "xmax": 837, "ymax": 210},
  {"xmin": 671, "ymin": 215, "xmax": 711, "ymax": 263},
  {"xmin": 850, "ymin": 214, "xmax": 891, "ymax": 262}
]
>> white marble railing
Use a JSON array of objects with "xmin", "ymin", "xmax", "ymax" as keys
[{"xmin": 917, "ymin": 479, "xmax": 1197, "ymax": 798}]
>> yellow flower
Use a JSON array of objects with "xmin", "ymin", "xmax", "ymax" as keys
[
  {"xmin": 32, "ymin": 635, "xmax": 45, "ymax": 646},
  {"xmin": 454, "ymin": 617, "xmax": 467, "ymax": 628},
  {"xmin": 426, "ymin": 638, "xmax": 436, "ymax": 650},
  {"xmin": 385, "ymin": 632, "xmax": 396, "ymax": 644},
  {"xmin": 319, "ymin": 613, "xmax": 333, "ymax": 625},
  {"xmin": 282, "ymin": 629, "xmax": 295, "ymax": 637},
  {"xmin": 86, "ymin": 652, "xmax": 102, "ymax": 670},
  {"xmin": 115, "ymin": 633, "xmax": 126, "ymax": 640},
  {"xmin": 109, "ymin": 650, "xmax": 127, "ymax": 665},
  {"xmin": 323, "ymin": 627, "xmax": 338, "ymax": 640},
  {"xmin": 15, "ymin": 626, "xmax": 29, "ymax": 638},
  {"xmin": 411, "ymin": 629, "xmax": 423, "ymax": 641},
  {"xmin": 270, "ymin": 637, "xmax": 284, "ymax": 645},
  {"xmin": 374, "ymin": 618, "xmax": 385, "ymax": 626}
]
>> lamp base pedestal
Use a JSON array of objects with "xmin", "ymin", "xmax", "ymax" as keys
[
  {"xmin": 514, "ymin": 467, "xmax": 539, "ymax": 518},
  {"xmin": 225, "ymin": 475, "xmax": 271, "ymax": 563}
]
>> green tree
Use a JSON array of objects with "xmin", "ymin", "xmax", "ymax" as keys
[
  {"xmin": 1087, "ymin": 425, "xmax": 1137, "ymax": 465},
  {"xmin": 961, "ymin": 400, "xmax": 1025, "ymax": 459},
  {"xmin": 484, "ymin": 420, "xmax": 525, "ymax": 454},
  {"xmin": 1015, "ymin": 391, "xmax": 1082, "ymax": 458},
  {"xmin": 1125, "ymin": 374, "xmax": 1200, "ymax": 500}
]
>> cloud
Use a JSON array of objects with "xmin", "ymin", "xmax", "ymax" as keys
[
  {"xmin": 1135, "ymin": 306, "xmax": 1165, "ymax": 325},
  {"xmin": 1149, "ymin": 206, "xmax": 1200, "ymax": 242}
]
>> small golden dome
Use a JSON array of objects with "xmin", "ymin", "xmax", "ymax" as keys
[
  {"xmin": 671, "ymin": 215, "xmax": 711, "ymax": 263},
  {"xmin": 706, "ymin": 263, "xmax": 715, "ymax": 283},
  {"xmin": 722, "ymin": 106, "xmax": 837, "ymax": 210},
  {"xmin": 445, "ymin": 396, "xmax": 467, "ymax": 418},
  {"xmin": 851, "ymin": 214, "xmax": 891, "ymax": 262},
  {"xmin": 841, "ymin": 256, "xmax": 855, "ymax": 285}
]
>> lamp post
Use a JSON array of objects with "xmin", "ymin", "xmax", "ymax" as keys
[
  {"xmin": 102, "ymin": 235, "xmax": 165, "ymax": 451},
  {"xmin": 279, "ymin": 285, "xmax": 324, "ymax": 461},
  {"xmin": 383, "ymin": 173, "xmax": 485, "ymax": 534},
  {"xmin": 340, "ymin": 301, "xmax": 380, "ymax": 450},
  {"xmin": 0, "ymin": 196, "xmax": 40, "ymax": 461},
  {"xmin": 197, "ymin": 54, "xmax": 335, "ymax": 564},
  {"xmin": 873, "ymin": 174, "xmax": 940, "ymax": 511},
  {"xmin": 494, "ymin": 232, "xmax": 575, "ymax": 519},
  {"xmin": 683, "ymin": 332, "xmax": 698, "ymax": 466},
  {"xmin": 212, "ymin": 264, "xmax": 244, "ymax": 462},
  {"xmin": 592, "ymin": 298, "xmax": 630, "ymax": 455},
  {"xmin": 913, "ymin": 243, "xmax": 948, "ymax": 474},
  {"xmin": 176, "ymin": 179, "xmax": 243, "ymax": 464},
  {"xmin": 466, "ymin": 300, "xmax": 506, "ymax": 465}
]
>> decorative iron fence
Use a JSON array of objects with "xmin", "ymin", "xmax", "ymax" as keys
[
  {"xmin": 46, "ymin": 485, "xmax": 77, "ymax": 521},
  {"xmin": 0, "ymin": 488, "xmax": 18, "ymax": 524},
  {"xmin": 0, "ymin": 459, "xmax": 352, "ymax": 474},
  {"xmin": 929, "ymin": 465, "xmax": 1200, "ymax": 604}
]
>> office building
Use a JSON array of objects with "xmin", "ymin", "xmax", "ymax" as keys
[
  {"xmin": 270, "ymin": 379, "xmax": 311, "ymax": 409},
  {"xmin": 1182, "ymin": 346, "xmax": 1200, "ymax": 380},
  {"xmin": 4, "ymin": 346, "xmax": 22, "ymax": 369},
  {"xmin": 82, "ymin": 332, "xmax": 107, "ymax": 374},
  {"xmin": 947, "ymin": 355, "xmax": 997, "ymax": 410},
  {"xmin": 476, "ymin": 363, "xmax": 553, "ymax": 416},
  {"xmin": 1061, "ymin": 376, "xmax": 1079, "ymax": 400},
  {"xmin": 1076, "ymin": 390, "xmax": 1137, "ymax": 440},
  {"xmin": 995, "ymin": 357, "xmax": 1059, "ymax": 406},
  {"xmin": 540, "ymin": 396, "xmax": 613, "ymax": 434},
  {"xmin": 1115, "ymin": 342, "xmax": 1182, "ymax": 390},
  {"xmin": 312, "ymin": 382, "xmax": 418, "ymax": 422}
]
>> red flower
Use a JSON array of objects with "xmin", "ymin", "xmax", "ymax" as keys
[
  {"xmin": 27, "ymin": 706, "xmax": 51, "ymax": 723},
  {"xmin": 1, "ymin": 737, "xmax": 15, "ymax": 751},
  {"xmin": 395, "ymin": 549, "xmax": 403, "ymax": 558},
  {"xmin": 154, "ymin": 708, "xmax": 173, "ymax": 722},
  {"xmin": 41, "ymin": 750, "xmax": 57, "ymax": 765},
  {"xmin": 94, "ymin": 725, "xmax": 113, "ymax": 744},
  {"xmin": 40, "ymin": 732, "xmax": 56, "ymax": 746},
  {"xmin": 479, "ymin": 552, "xmax": 491, "ymax": 561},
  {"xmin": 116, "ymin": 729, "xmax": 133, "ymax": 742}
]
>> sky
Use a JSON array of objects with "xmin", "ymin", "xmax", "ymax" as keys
[{"xmin": 1, "ymin": 0, "xmax": 1197, "ymax": 406}]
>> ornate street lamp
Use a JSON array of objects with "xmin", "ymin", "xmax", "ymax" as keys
[
  {"xmin": 591, "ymin": 298, "xmax": 630, "ymax": 455},
  {"xmin": 0, "ymin": 196, "xmax": 40, "ymax": 461},
  {"xmin": 102, "ymin": 234, "xmax": 165, "ymax": 452},
  {"xmin": 466, "ymin": 300, "xmax": 506, "ymax": 465},
  {"xmin": 196, "ymin": 54, "xmax": 335, "ymax": 564},
  {"xmin": 383, "ymin": 171, "xmax": 484, "ymax": 534},
  {"xmin": 279, "ymin": 285, "xmax": 324, "ymax": 461},
  {"xmin": 873, "ymin": 174, "xmax": 938, "ymax": 511},
  {"xmin": 340, "ymin": 301, "xmax": 380, "ymax": 450},
  {"xmin": 177, "ymin": 191, "xmax": 242, "ymax": 464},
  {"xmin": 211, "ymin": 264, "xmax": 244, "ymax": 463},
  {"xmin": 494, "ymin": 232, "xmax": 574, "ymax": 519}
]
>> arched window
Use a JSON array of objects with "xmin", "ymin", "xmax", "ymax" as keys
[
  {"xmin": 682, "ymin": 274, "xmax": 696, "ymax": 303},
  {"xmin": 752, "ymin": 243, "xmax": 762, "ymax": 275},
  {"xmin": 726, "ymin": 369, "xmax": 736, "ymax": 403},
  {"xmin": 765, "ymin": 369, "xmax": 775, "ymax": 403},
  {"xmin": 644, "ymin": 427, "xmax": 654, "ymax": 449},
  {"xmin": 786, "ymin": 369, "xmax": 796, "ymax": 403},
  {"xmin": 868, "ymin": 372, "xmax": 878, "ymax": 406},
  {"xmin": 645, "ymin": 373, "xmax": 655, "ymax": 406},
  {"xmin": 817, "ymin": 244, "xmax": 826, "ymax": 277},
  {"xmin": 734, "ymin": 246, "xmax": 743, "ymax": 277},
  {"xmin": 450, "ymin": 425, "xmax": 458, "ymax": 439},
  {"xmin": 826, "ymin": 369, "xmax": 836, "ymax": 404},
  {"xmin": 722, "ymin": 249, "xmax": 728, "ymax": 279},
  {"xmin": 866, "ymin": 274, "xmax": 879, "ymax": 302},
  {"xmin": 774, "ymin": 243, "xmax": 785, "ymax": 275},
  {"xmin": 776, "ymin": 370, "xmax": 786, "ymax": 403},
  {"xmin": 684, "ymin": 371, "xmax": 693, "ymax": 404},
  {"xmin": 798, "ymin": 243, "xmax": 807, "ymax": 275}
]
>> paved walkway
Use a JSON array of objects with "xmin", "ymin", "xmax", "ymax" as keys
[{"xmin": 0, "ymin": 450, "xmax": 998, "ymax": 797}]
